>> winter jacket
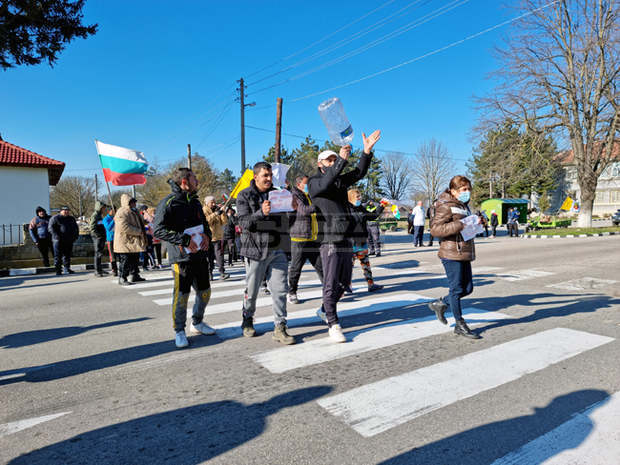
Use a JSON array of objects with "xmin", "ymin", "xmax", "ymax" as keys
[
  {"xmin": 29, "ymin": 209, "xmax": 50, "ymax": 243},
  {"xmin": 349, "ymin": 203, "xmax": 384, "ymax": 247},
  {"xmin": 429, "ymin": 191, "xmax": 475, "ymax": 261},
  {"xmin": 288, "ymin": 186, "xmax": 318, "ymax": 241},
  {"xmin": 236, "ymin": 180, "xmax": 290, "ymax": 261},
  {"xmin": 223, "ymin": 215, "xmax": 237, "ymax": 241},
  {"xmin": 203, "ymin": 205, "xmax": 228, "ymax": 242},
  {"xmin": 308, "ymin": 152, "xmax": 372, "ymax": 244},
  {"xmin": 490, "ymin": 213, "xmax": 499, "ymax": 227},
  {"xmin": 366, "ymin": 204, "xmax": 380, "ymax": 226},
  {"xmin": 102, "ymin": 214, "xmax": 115, "ymax": 241},
  {"xmin": 113, "ymin": 194, "xmax": 147, "ymax": 254},
  {"xmin": 89, "ymin": 201, "xmax": 108, "ymax": 240},
  {"xmin": 153, "ymin": 179, "xmax": 212, "ymax": 264},
  {"xmin": 48, "ymin": 213, "xmax": 79, "ymax": 243}
]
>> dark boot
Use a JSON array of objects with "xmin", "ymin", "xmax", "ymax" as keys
[
  {"xmin": 454, "ymin": 319, "xmax": 481, "ymax": 339},
  {"xmin": 131, "ymin": 274, "xmax": 146, "ymax": 282},
  {"xmin": 241, "ymin": 316, "xmax": 256, "ymax": 337},
  {"xmin": 118, "ymin": 277, "xmax": 132, "ymax": 286},
  {"xmin": 428, "ymin": 299, "xmax": 448, "ymax": 325}
]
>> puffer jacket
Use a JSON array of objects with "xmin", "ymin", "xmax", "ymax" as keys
[
  {"xmin": 236, "ymin": 180, "xmax": 290, "ymax": 261},
  {"xmin": 203, "ymin": 205, "xmax": 228, "ymax": 241},
  {"xmin": 153, "ymin": 179, "xmax": 212, "ymax": 264},
  {"xmin": 429, "ymin": 191, "xmax": 475, "ymax": 261},
  {"xmin": 113, "ymin": 194, "xmax": 147, "ymax": 253},
  {"xmin": 288, "ymin": 186, "xmax": 318, "ymax": 241},
  {"xmin": 89, "ymin": 201, "xmax": 108, "ymax": 239}
]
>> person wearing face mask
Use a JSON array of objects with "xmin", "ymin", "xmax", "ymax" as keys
[
  {"xmin": 347, "ymin": 189, "xmax": 384, "ymax": 292},
  {"xmin": 308, "ymin": 129, "xmax": 381, "ymax": 343},
  {"xmin": 153, "ymin": 168, "xmax": 215, "ymax": 348},
  {"xmin": 287, "ymin": 175, "xmax": 324, "ymax": 305},
  {"xmin": 428, "ymin": 175, "xmax": 482, "ymax": 339}
]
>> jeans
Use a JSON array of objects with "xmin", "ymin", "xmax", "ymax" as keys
[
  {"xmin": 441, "ymin": 259, "xmax": 473, "ymax": 321},
  {"xmin": 320, "ymin": 242, "xmax": 353, "ymax": 326},
  {"xmin": 53, "ymin": 240, "xmax": 73, "ymax": 272},
  {"xmin": 367, "ymin": 224, "xmax": 381, "ymax": 254},
  {"xmin": 413, "ymin": 225, "xmax": 424, "ymax": 246},
  {"xmin": 242, "ymin": 249, "xmax": 288, "ymax": 325}
]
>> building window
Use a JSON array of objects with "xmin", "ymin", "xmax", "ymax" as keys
[
  {"xmin": 595, "ymin": 191, "xmax": 608, "ymax": 204},
  {"xmin": 611, "ymin": 190, "xmax": 620, "ymax": 203}
]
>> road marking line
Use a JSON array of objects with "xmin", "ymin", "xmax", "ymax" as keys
[
  {"xmin": 490, "ymin": 391, "xmax": 620, "ymax": 465},
  {"xmin": 251, "ymin": 307, "xmax": 510, "ymax": 373},
  {"xmin": 496, "ymin": 269, "xmax": 554, "ymax": 282},
  {"xmin": 0, "ymin": 412, "xmax": 71, "ymax": 438},
  {"xmin": 546, "ymin": 277, "xmax": 618, "ymax": 291},
  {"xmin": 140, "ymin": 278, "xmax": 324, "ymax": 297},
  {"xmin": 316, "ymin": 328, "xmax": 614, "ymax": 437}
]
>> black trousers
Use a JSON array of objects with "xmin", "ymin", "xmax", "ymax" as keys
[
  {"xmin": 367, "ymin": 224, "xmax": 381, "ymax": 253},
  {"xmin": 288, "ymin": 240, "xmax": 323, "ymax": 294},
  {"xmin": 118, "ymin": 253, "xmax": 140, "ymax": 279},
  {"xmin": 224, "ymin": 239, "xmax": 236, "ymax": 265},
  {"xmin": 210, "ymin": 240, "xmax": 225, "ymax": 274},
  {"xmin": 53, "ymin": 240, "xmax": 73, "ymax": 271},
  {"xmin": 172, "ymin": 257, "xmax": 211, "ymax": 332},
  {"xmin": 153, "ymin": 243, "xmax": 162, "ymax": 266},
  {"xmin": 91, "ymin": 235, "xmax": 107, "ymax": 273},
  {"xmin": 107, "ymin": 241, "xmax": 118, "ymax": 273},
  {"xmin": 36, "ymin": 237, "xmax": 52, "ymax": 267},
  {"xmin": 319, "ymin": 242, "xmax": 353, "ymax": 326}
]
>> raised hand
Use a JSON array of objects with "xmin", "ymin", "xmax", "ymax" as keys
[
  {"xmin": 363, "ymin": 130, "xmax": 381, "ymax": 154},
  {"xmin": 339, "ymin": 145, "xmax": 351, "ymax": 160}
]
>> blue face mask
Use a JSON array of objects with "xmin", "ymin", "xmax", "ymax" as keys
[
  {"xmin": 458, "ymin": 191, "xmax": 471, "ymax": 203},
  {"xmin": 303, "ymin": 185, "xmax": 309, "ymax": 194},
  {"xmin": 353, "ymin": 200, "xmax": 361, "ymax": 207}
]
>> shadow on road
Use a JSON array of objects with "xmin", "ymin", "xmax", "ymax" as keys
[
  {"xmin": 378, "ymin": 389, "xmax": 610, "ymax": 465},
  {"xmin": 8, "ymin": 385, "xmax": 333, "ymax": 465},
  {"xmin": 0, "ymin": 318, "xmax": 152, "ymax": 349}
]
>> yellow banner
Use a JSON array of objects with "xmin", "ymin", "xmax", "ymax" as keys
[
  {"xmin": 560, "ymin": 196, "xmax": 573, "ymax": 211},
  {"xmin": 230, "ymin": 169, "xmax": 254, "ymax": 199}
]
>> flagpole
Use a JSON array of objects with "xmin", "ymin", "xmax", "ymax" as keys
[{"xmin": 94, "ymin": 140, "xmax": 115, "ymax": 210}]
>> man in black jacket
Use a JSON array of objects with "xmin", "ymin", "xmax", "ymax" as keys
[
  {"xmin": 153, "ymin": 168, "xmax": 215, "ymax": 349},
  {"xmin": 308, "ymin": 129, "xmax": 381, "ymax": 343},
  {"xmin": 48, "ymin": 206, "xmax": 79, "ymax": 275},
  {"xmin": 287, "ymin": 175, "xmax": 323, "ymax": 305},
  {"xmin": 89, "ymin": 201, "xmax": 110, "ymax": 277},
  {"xmin": 237, "ymin": 161, "xmax": 296, "ymax": 345}
]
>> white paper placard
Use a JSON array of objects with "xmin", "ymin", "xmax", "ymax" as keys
[
  {"xmin": 268, "ymin": 189, "xmax": 294, "ymax": 213},
  {"xmin": 183, "ymin": 224, "xmax": 204, "ymax": 253}
]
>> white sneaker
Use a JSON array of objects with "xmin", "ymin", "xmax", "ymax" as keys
[
  {"xmin": 328, "ymin": 324, "xmax": 346, "ymax": 343},
  {"xmin": 175, "ymin": 331, "xmax": 189, "ymax": 348},
  {"xmin": 316, "ymin": 306, "xmax": 327, "ymax": 324},
  {"xmin": 191, "ymin": 322, "xmax": 216, "ymax": 335}
]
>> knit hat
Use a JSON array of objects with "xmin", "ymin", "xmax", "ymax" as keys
[{"xmin": 35, "ymin": 206, "xmax": 46, "ymax": 214}]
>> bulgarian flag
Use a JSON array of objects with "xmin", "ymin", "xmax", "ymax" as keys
[{"xmin": 95, "ymin": 140, "xmax": 148, "ymax": 186}]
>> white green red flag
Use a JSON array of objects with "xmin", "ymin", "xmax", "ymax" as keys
[{"xmin": 95, "ymin": 140, "xmax": 148, "ymax": 186}]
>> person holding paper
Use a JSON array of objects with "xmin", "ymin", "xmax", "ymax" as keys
[
  {"xmin": 153, "ymin": 168, "xmax": 215, "ymax": 349},
  {"xmin": 428, "ymin": 175, "xmax": 481, "ymax": 339},
  {"xmin": 236, "ymin": 161, "xmax": 297, "ymax": 345},
  {"xmin": 308, "ymin": 129, "xmax": 381, "ymax": 343}
]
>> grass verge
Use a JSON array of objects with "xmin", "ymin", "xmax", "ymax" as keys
[{"xmin": 524, "ymin": 226, "xmax": 620, "ymax": 236}]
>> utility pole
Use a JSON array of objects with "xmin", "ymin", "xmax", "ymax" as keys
[
  {"xmin": 274, "ymin": 97, "xmax": 283, "ymax": 164},
  {"xmin": 237, "ymin": 78, "xmax": 255, "ymax": 174},
  {"xmin": 187, "ymin": 143, "xmax": 192, "ymax": 170}
]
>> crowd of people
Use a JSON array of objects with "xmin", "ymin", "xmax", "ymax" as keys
[{"xmin": 28, "ymin": 129, "xmax": 489, "ymax": 347}]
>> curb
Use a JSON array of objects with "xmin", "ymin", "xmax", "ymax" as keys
[
  {"xmin": 523, "ymin": 231, "xmax": 619, "ymax": 239},
  {"xmin": 1, "ymin": 262, "xmax": 171, "ymax": 278}
]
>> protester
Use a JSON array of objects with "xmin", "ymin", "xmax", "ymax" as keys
[
  {"xmin": 48, "ymin": 206, "xmax": 79, "ymax": 275},
  {"xmin": 113, "ymin": 195, "xmax": 147, "ymax": 286},
  {"xmin": 153, "ymin": 168, "xmax": 215, "ymax": 348},
  {"xmin": 237, "ymin": 161, "xmax": 296, "ymax": 345},
  {"xmin": 308, "ymin": 129, "xmax": 381, "ymax": 343},
  {"xmin": 89, "ymin": 201, "xmax": 110, "ymax": 277},
  {"xmin": 365, "ymin": 200, "xmax": 382, "ymax": 256},
  {"xmin": 203, "ymin": 195, "xmax": 230, "ymax": 280},
  {"xmin": 140, "ymin": 206, "xmax": 156, "ymax": 271},
  {"xmin": 287, "ymin": 174, "xmax": 324, "ymax": 305},
  {"xmin": 428, "ymin": 175, "xmax": 481, "ymax": 339},
  {"xmin": 222, "ymin": 207, "xmax": 238, "ymax": 266},
  {"xmin": 146, "ymin": 207, "xmax": 163, "ymax": 268},
  {"xmin": 102, "ymin": 207, "xmax": 118, "ymax": 276},
  {"xmin": 477, "ymin": 210, "xmax": 489, "ymax": 237},
  {"xmin": 425, "ymin": 201, "xmax": 435, "ymax": 246},
  {"xmin": 29, "ymin": 206, "xmax": 52, "ymax": 267},
  {"xmin": 410, "ymin": 200, "xmax": 425, "ymax": 247},
  {"xmin": 508, "ymin": 207, "xmax": 520, "ymax": 237},
  {"xmin": 348, "ymin": 188, "xmax": 384, "ymax": 292},
  {"xmin": 490, "ymin": 210, "xmax": 499, "ymax": 237}
]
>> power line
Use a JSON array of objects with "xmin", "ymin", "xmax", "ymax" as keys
[{"xmin": 288, "ymin": 1, "xmax": 559, "ymax": 103}]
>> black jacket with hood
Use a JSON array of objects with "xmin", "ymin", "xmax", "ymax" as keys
[
  {"xmin": 288, "ymin": 186, "xmax": 318, "ymax": 241},
  {"xmin": 153, "ymin": 179, "xmax": 212, "ymax": 264},
  {"xmin": 349, "ymin": 203, "xmax": 384, "ymax": 247},
  {"xmin": 308, "ymin": 152, "xmax": 372, "ymax": 244},
  {"xmin": 89, "ymin": 201, "xmax": 108, "ymax": 239}
]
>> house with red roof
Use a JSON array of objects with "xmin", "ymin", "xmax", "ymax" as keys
[{"xmin": 0, "ymin": 135, "xmax": 65, "ymax": 228}]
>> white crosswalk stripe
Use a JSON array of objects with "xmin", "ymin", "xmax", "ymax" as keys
[
  {"xmin": 546, "ymin": 277, "xmax": 618, "ymax": 291},
  {"xmin": 315, "ymin": 328, "xmax": 614, "ymax": 437}
]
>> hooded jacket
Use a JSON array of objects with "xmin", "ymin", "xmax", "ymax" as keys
[
  {"xmin": 29, "ymin": 207, "xmax": 51, "ymax": 243},
  {"xmin": 288, "ymin": 186, "xmax": 318, "ymax": 241},
  {"xmin": 153, "ymin": 179, "xmax": 212, "ymax": 264},
  {"xmin": 236, "ymin": 180, "xmax": 290, "ymax": 261},
  {"xmin": 48, "ymin": 212, "xmax": 79, "ymax": 243},
  {"xmin": 223, "ymin": 213, "xmax": 237, "ymax": 241},
  {"xmin": 429, "ymin": 191, "xmax": 475, "ymax": 261},
  {"xmin": 89, "ymin": 201, "xmax": 108, "ymax": 239},
  {"xmin": 308, "ymin": 152, "xmax": 372, "ymax": 244},
  {"xmin": 113, "ymin": 194, "xmax": 147, "ymax": 253}
]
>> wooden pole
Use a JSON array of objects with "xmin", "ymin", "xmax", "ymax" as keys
[
  {"xmin": 274, "ymin": 97, "xmax": 282, "ymax": 164},
  {"xmin": 105, "ymin": 180, "xmax": 114, "ymax": 210},
  {"xmin": 94, "ymin": 140, "xmax": 115, "ymax": 209},
  {"xmin": 187, "ymin": 143, "xmax": 192, "ymax": 170},
  {"xmin": 95, "ymin": 173, "xmax": 98, "ymax": 201}
]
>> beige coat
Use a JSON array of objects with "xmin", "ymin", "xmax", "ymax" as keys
[
  {"xmin": 113, "ymin": 194, "xmax": 147, "ymax": 253},
  {"xmin": 203, "ymin": 204, "xmax": 228, "ymax": 242}
]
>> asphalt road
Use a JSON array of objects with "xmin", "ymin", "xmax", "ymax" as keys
[{"xmin": 1, "ymin": 231, "xmax": 619, "ymax": 465}]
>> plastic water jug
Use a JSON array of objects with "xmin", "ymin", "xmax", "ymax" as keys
[{"xmin": 318, "ymin": 97, "xmax": 354, "ymax": 145}]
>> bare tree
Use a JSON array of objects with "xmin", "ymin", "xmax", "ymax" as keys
[
  {"xmin": 381, "ymin": 152, "xmax": 412, "ymax": 200},
  {"xmin": 411, "ymin": 139, "xmax": 452, "ymax": 205},
  {"xmin": 50, "ymin": 175, "xmax": 96, "ymax": 218},
  {"xmin": 479, "ymin": 0, "xmax": 620, "ymax": 227}
]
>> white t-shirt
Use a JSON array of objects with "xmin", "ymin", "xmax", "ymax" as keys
[{"xmin": 411, "ymin": 206, "xmax": 425, "ymax": 226}]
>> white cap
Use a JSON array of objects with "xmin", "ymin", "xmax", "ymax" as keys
[{"xmin": 317, "ymin": 150, "xmax": 338, "ymax": 162}]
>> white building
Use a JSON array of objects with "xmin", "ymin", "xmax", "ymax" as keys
[{"xmin": 0, "ymin": 136, "xmax": 65, "ymax": 241}]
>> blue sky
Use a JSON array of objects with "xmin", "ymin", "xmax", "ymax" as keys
[{"xmin": 0, "ymin": 0, "xmax": 516, "ymax": 184}]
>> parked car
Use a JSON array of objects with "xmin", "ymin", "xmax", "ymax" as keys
[{"xmin": 612, "ymin": 209, "xmax": 620, "ymax": 226}]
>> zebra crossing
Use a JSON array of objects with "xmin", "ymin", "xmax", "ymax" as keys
[{"xmin": 110, "ymin": 259, "xmax": 618, "ymax": 462}]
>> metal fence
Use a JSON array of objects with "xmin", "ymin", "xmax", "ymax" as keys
[{"xmin": 1, "ymin": 224, "xmax": 25, "ymax": 246}]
